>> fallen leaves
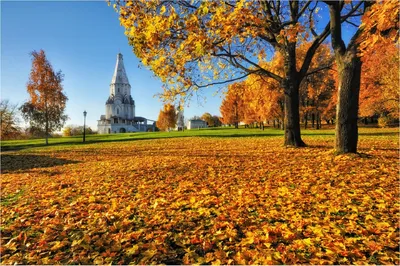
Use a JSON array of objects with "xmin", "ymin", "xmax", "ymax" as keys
[{"xmin": 1, "ymin": 130, "xmax": 399, "ymax": 264}]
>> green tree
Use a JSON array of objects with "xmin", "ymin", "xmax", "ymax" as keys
[{"xmin": 212, "ymin": 115, "xmax": 222, "ymax": 127}]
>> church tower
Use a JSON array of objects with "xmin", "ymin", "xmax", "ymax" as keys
[
  {"xmin": 98, "ymin": 53, "xmax": 150, "ymax": 134},
  {"xmin": 105, "ymin": 53, "xmax": 135, "ymax": 120}
]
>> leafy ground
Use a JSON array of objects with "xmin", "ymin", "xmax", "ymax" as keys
[{"xmin": 1, "ymin": 128, "xmax": 399, "ymax": 264}]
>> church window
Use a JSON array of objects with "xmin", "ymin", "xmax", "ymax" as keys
[
  {"xmin": 117, "ymin": 108, "xmax": 119, "ymax": 114},
  {"xmin": 114, "ymin": 118, "xmax": 118, "ymax": 123},
  {"xmin": 118, "ymin": 88, "xmax": 120, "ymax": 93}
]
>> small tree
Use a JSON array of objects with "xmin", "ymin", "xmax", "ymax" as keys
[
  {"xmin": 220, "ymin": 83, "xmax": 245, "ymax": 128},
  {"xmin": 0, "ymin": 100, "xmax": 21, "ymax": 140},
  {"xmin": 156, "ymin": 103, "xmax": 177, "ymax": 131},
  {"xmin": 201, "ymin": 112, "xmax": 214, "ymax": 127},
  {"xmin": 20, "ymin": 50, "xmax": 68, "ymax": 144},
  {"xmin": 212, "ymin": 116, "xmax": 222, "ymax": 127}
]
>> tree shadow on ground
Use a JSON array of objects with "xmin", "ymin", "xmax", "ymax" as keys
[{"xmin": 1, "ymin": 154, "xmax": 79, "ymax": 173}]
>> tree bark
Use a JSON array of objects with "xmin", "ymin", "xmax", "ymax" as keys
[
  {"xmin": 335, "ymin": 49, "xmax": 361, "ymax": 153},
  {"xmin": 45, "ymin": 88, "xmax": 49, "ymax": 146},
  {"xmin": 282, "ymin": 45, "xmax": 306, "ymax": 147},
  {"xmin": 304, "ymin": 112, "xmax": 308, "ymax": 129},
  {"xmin": 311, "ymin": 113, "xmax": 315, "ymax": 128},
  {"xmin": 283, "ymin": 83, "xmax": 305, "ymax": 146},
  {"xmin": 326, "ymin": 1, "xmax": 370, "ymax": 154}
]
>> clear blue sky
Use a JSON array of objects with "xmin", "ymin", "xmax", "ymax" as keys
[{"xmin": 1, "ymin": 0, "xmax": 224, "ymax": 130}]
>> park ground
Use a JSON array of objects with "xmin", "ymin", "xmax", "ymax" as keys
[{"xmin": 1, "ymin": 127, "xmax": 399, "ymax": 264}]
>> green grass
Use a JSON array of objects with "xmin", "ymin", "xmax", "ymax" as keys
[
  {"xmin": 1, "ymin": 126, "xmax": 398, "ymax": 151},
  {"xmin": 0, "ymin": 188, "xmax": 25, "ymax": 206}
]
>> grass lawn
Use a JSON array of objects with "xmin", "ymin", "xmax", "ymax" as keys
[{"xmin": 1, "ymin": 127, "xmax": 399, "ymax": 264}]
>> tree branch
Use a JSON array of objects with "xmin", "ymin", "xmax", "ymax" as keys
[
  {"xmin": 192, "ymin": 71, "xmax": 258, "ymax": 89},
  {"xmin": 304, "ymin": 64, "xmax": 334, "ymax": 77},
  {"xmin": 298, "ymin": 21, "xmax": 331, "ymax": 79},
  {"xmin": 325, "ymin": 1, "xmax": 346, "ymax": 55}
]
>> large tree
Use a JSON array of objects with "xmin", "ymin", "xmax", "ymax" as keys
[
  {"xmin": 114, "ymin": 0, "xmax": 361, "ymax": 147},
  {"xmin": 20, "ymin": 50, "xmax": 68, "ymax": 145},
  {"xmin": 324, "ymin": 1, "xmax": 382, "ymax": 153},
  {"xmin": 324, "ymin": 0, "xmax": 398, "ymax": 153}
]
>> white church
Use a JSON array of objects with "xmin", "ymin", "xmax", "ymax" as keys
[{"xmin": 97, "ymin": 53, "xmax": 154, "ymax": 134}]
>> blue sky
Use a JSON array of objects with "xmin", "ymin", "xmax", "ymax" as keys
[{"xmin": 1, "ymin": 0, "xmax": 224, "ymax": 130}]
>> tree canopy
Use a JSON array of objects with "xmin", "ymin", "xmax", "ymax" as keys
[{"xmin": 156, "ymin": 103, "xmax": 177, "ymax": 131}]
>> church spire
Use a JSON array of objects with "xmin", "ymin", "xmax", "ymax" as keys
[{"xmin": 111, "ymin": 53, "xmax": 129, "ymax": 85}]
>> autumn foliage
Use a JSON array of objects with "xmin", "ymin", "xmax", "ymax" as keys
[
  {"xmin": 360, "ymin": 42, "xmax": 399, "ymax": 120},
  {"xmin": 220, "ymin": 43, "xmax": 336, "ymax": 129},
  {"xmin": 156, "ymin": 103, "xmax": 177, "ymax": 131},
  {"xmin": 359, "ymin": 0, "xmax": 399, "ymax": 54},
  {"xmin": 113, "ymin": 0, "xmax": 398, "ymax": 152},
  {"xmin": 220, "ymin": 83, "xmax": 245, "ymax": 128},
  {"xmin": 20, "ymin": 50, "xmax": 68, "ymax": 145},
  {"xmin": 1, "ymin": 130, "xmax": 399, "ymax": 264}
]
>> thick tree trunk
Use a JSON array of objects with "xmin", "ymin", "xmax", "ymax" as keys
[
  {"xmin": 335, "ymin": 50, "xmax": 361, "ymax": 153},
  {"xmin": 281, "ymin": 43, "xmax": 306, "ymax": 147},
  {"xmin": 326, "ymin": 1, "xmax": 371, "ymax": 154},
  {"xmin": 283, "ymin": 80, "xmax": 306, "ymax": 147}
]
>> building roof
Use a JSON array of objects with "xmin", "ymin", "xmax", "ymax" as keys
[
  {"xmin": 189, "ymin": 119, "xmax": 206, "ymax": 122},
  {"xmin": 111, "ymin": 53, "xmax": 130, "ymax": 85}
]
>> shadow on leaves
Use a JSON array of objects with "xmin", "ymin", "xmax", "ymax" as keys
[{"xmin": 1, "ymin": 154, "xmax": 79, "ymax": 173}]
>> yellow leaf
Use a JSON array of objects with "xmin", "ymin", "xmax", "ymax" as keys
[
  {"xmin": 126, "ymin": 244, "xmax": 140, "ymax": 255},
  {"xmin": 89, "ymin": 195, "xmax": 96, "ymax": 203},
  {"xmin": 160, "ymin": 6, "xmax": 166, "ymax": 15},
  {"xmin": 111, "ymin": 198, "xmax": 117, "ymax": 210},
  {"xmin": 50, "ymin": 241, "xmax": 65, "ymax": 251},
  {"xmin": 303, "ymin": 238, "xmax": 312, "ymax": 246}
]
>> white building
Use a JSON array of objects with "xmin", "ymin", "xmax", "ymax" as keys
[
  {"xmin": 187, "ymin": 119, "xmax": 208, "ymax": 129},
  {"xmin": 97, "ymin": 53, "xmax": 153, "ymax": 133}
]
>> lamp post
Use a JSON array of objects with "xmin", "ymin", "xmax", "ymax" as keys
[{"xmin": 83, "ymin": 110, "xmax": 87, "ymax": 142}]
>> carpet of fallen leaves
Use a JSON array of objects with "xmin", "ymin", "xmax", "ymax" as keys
[{"xmin": 1, "ymin": 132, "xmax": 399, "ymax": 265}]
